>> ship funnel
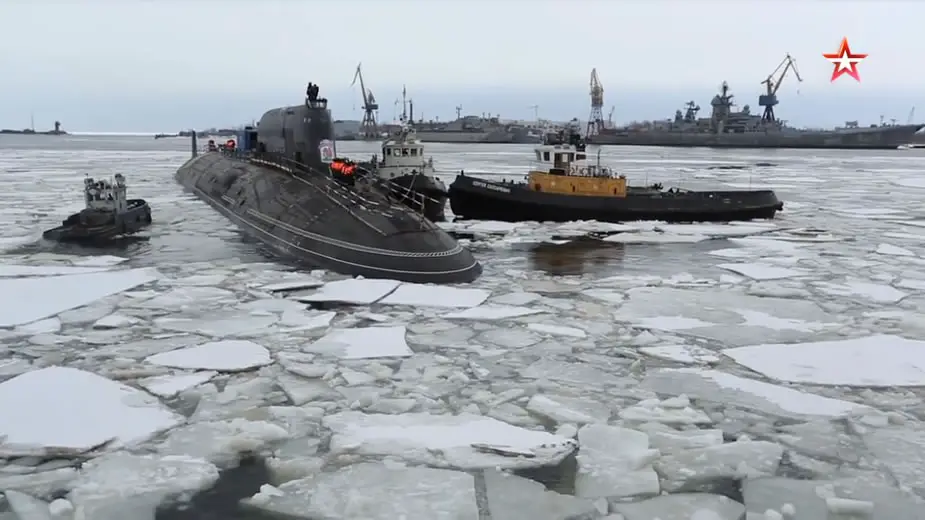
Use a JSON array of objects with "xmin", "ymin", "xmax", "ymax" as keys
[{"xmin": 191, "ymin": 131, "xmax": 198, "ymax": 158}]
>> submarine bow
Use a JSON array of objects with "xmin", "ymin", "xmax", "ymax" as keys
[{"xmin": 175, "ymin": 95, "xmax": 481, "ymax": 284}]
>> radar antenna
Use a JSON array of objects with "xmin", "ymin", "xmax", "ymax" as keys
[
  {"xmin": 587, "ymin": 68, "xmax": 605, "ymax": 137},
  {"xmin": 350, "ymin": 63, "xmax": 379, "ymax": 139},
  {"xmin": 759, "ymin": 53, "xmax": 803, "ymax": 124}
]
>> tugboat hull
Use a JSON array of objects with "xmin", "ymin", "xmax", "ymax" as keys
[
  {"xmin": 448, "ymin": 176, "xmax": 782, "ymax": 223},
  {"xmin": 386, "ymin": 173, "xmax": 448, "ymax": 222},
  {"xmin": 42, "ymin": 199, "xmax": 152, "ymax": 242},
  {"xmin": 177, "ymin": 153, "xmax": 481, "ymax": 284}
]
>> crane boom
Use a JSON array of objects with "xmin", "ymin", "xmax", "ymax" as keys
[
  {"xmin": 758, "ymin": 54, "xmax": 803, "ymax": 124},
  {"xmin": 351, "ymin": 63, "xmax": 379, "ymax": 138}
]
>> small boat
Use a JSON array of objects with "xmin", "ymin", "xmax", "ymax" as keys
[
  {"xmin": 360, "ymin": 93, "xmax": 448, "ymax": 222},
  {"xmin": 43, "ymin": 174, "xmax": 152, "ymax": 242},
  {"xmin": 448, "ymin": 129, "xmax": 783, "ymax": 223}
]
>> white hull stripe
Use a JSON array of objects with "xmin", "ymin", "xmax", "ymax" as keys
[{"xmin": 189, "ymin": 187, "xmax": 478, "ymax": 276}]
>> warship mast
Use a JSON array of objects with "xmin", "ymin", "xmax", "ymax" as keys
[{"xmin": 759, "ymin": 54, "xmax": 803, "ymax": 124}]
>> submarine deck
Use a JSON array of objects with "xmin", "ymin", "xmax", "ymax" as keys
[{"xmin": 176, "ymin": 152, "xmax": 481, "ymax": 284}]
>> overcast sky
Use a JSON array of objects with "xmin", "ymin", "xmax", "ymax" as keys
[{"xmin": 1, "ymin": 0, "xmax": 921, "ymax": 132}]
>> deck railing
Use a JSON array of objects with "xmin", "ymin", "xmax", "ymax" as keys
[{"xmin": 197, "ymin": 148, "xmax": 434, "ymax": 228}]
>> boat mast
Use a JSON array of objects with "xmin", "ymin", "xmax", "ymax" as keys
[{"xmin": 30, "ymin": 112, "xmax": 34, "ymax": 132}]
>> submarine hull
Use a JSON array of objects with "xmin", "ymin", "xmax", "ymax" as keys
[{"xmin": 176, "ymin": 153, "xmax": 482, "ymax": 284}]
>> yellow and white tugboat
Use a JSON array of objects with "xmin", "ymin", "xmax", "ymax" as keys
[{"xmin": 448, "ymin": 129, "xmax": 784, "ymax": 223}]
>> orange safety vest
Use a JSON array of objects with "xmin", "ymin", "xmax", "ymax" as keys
[
  {"xmin": 343, "ymin": 164, "xmax": 356, "ymax": 175},
  {"xmin": 331, "ymin": 161, "xmax": 344, "ymax": 173}
]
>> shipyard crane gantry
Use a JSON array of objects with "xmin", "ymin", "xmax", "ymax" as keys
[
  {"xmin": 759, "ymin": 54, "xmax": 803, "ymax": 124},
  {"xmin": 587, "ymin": 68, "xmax": 605, "ymax": 137},
  {"xmin": 350, "ymin": 63, "xmax": 379, "ymax": 138}
]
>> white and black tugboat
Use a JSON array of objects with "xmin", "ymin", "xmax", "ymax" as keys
[
  {"xmin": 43, "ymin": 174, "xmax": 152, "ymax": 242},
  {"xmin": 361, "ymin": 90, "xmax": 448, "ymax": 222}
]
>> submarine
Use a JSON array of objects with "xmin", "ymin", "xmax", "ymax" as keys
[{"xmin": 174, "ymin": 85, "xmax": 482, "ymax": 284}]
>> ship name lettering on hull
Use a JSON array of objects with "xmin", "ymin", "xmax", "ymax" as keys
[{"xmin": 472, "ymin": 181, "xmax": 511, "ymax": 193}]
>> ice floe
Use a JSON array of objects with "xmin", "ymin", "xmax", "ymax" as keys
[
  {"xmin": 243, "ymin": 462, "xmax": 478, "ymax": 519},
  {"xmin": 725, "ymin": 335, "xmax": 925, "ymax": 387},
  {"xmin": 295, "ymin": 278, "xmax": 401, "ymax": 305},
  {"xmin": 145, "ymin": 339, "xmax": 272, "ymax": 372},
  {"xmin": 378, "ymin": 282, "xmax": 490, "ymax": 308},
  {"xmin": 305, "ymin": 325, "xmax": 413, "ymax": 359},
  {"xmin": 875, "ymin": 243, "xmax": 916, "ymax": 257},
  {"xmin": 0, "ymin": 268, "xmax": 157, "ymax": 327},
  {"xmin": 137, "ymin": 371, "xmax": 218, "ymax": 398},
  {"xmin": 0, "ymin": 264, "xmax": 111, "ymax": 277},
  {"xmin": 0, "ymin": 367, "xmax": 182, "ymax": 456},
  {"xmin": 442, "ymin": 305, "xmax": 544, "ymax": 320},
  {"xmin": 637, "ymin": 344, "xmax": 721, "ymax": 364},
  {"xmin": 717, "ymin": 262, "xmax": 809, "ymax": 281},
  {"xmin": 575, "ymin": 424, "xmax": 661, "ymax": 500},
  {"xmin": 68, "ymin": 452, "xmax": 219, "ymax": 518},
  {"xmin": 322, "ymin": 411, "xmax": 577, "ymax": 470},
  {"xmin": 641, "ymin": 368, "xmax": 870, "ymax": 418}
]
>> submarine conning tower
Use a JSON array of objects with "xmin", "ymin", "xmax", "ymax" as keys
[
  {"xmin": 174, "ymin": 83, "xmax": 482, "ymax": 285},
  {"xmin": 256, "ymin": 94, "xmax": 336, "ymax": 168}
]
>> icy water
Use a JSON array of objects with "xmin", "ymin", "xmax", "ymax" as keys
[{"xmin": 1, "ymin": 134, "xmax": 925, "ymax": 519}]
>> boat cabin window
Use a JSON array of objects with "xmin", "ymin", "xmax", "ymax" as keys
[
  {"xmin": 577, "ymin": 154, "xmax": 586, "ymax": 161},
  {"xmin": 402, "ymin": 148, "xmax": 410, "ymax": 156},
  {"xmin": 535, "ymin": 151, "xmax": 542, "ymax": 161},
  {"xmin": 384, "ymin": 148, "xmax": 391, "ymax": 156},
  {"xmin": 542, "ymin": 151, "xmax": 550, "ymax": 161},
  {"xmin": 410, "ymin": 148, "xmax": 418, "ymax": 156}
]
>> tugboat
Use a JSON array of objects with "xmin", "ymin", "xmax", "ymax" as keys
[
  {"xmin": 43, "ymin": 174, "xmax": 152, "ymax": 242},
  {"xmin": 361, "ymin": 92, "xmax": 447, "ymax": 221},
  {"xmin": 175, "ymin": 82, "xmax": 481, "ymax": 284},
  {"xmin": 448, "ymin": 129, "xmax": 783, "ymax": 223}
]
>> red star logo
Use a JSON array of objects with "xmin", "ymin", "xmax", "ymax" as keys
[{"xmin": 823, "ymin": 37, "xmax": 867, "ymax": 83}]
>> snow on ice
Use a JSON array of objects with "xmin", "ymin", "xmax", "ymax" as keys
[
  {"xmin": 322, "ymin": 411, "xmax": 577, "ymax": 470},
  {"xmin": 641, "ymin": 368, "xmax": 870, "ymax": 418},
  {"xmin": 0, "ymin": 367, "xmax": 182, "ymax": 456},
  {"xmin": 295, "ymin": 278, "xmax": 401, "ymax": 305},
  {"xmin": 305, "ymin": 326, "xmax": 413, "ymax": 359},
  {"xmin": 725, "ymin": 335, "xmax": 925, "ymax": 387},
  {"xmin": 145, "ymin": 340, "xmax": 272, "ymax": 372},
  {"xmin": 378, "ymin": 283, "xmax": 490, "ymax": 308},
  {"xmin": 0, "ymin": 268, "xmax": 157, "ymax": 327}
]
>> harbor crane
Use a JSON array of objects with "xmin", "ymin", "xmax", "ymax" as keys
[
  {"xmin": 528, "ymin": 105, "xmax": 539, "ymax": 120},
  {"xmin": 759, "ymin": 54, "xmax": 803, "ymax": 123},
  {"xmin": 587, "ymin": 68, "xmax": 605, "ymax": 136},
  {"xmin": 350, "ymin": 63, "xmax": 379, "ymax": 138}
]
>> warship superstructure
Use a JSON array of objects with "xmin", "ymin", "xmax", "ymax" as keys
[
  {"xmin": 174, "ymin": 84, "xmax": 481, "ymax": 284},
  {"xmin": 587, "ymin": 56, "xmax": 923, "ymax": 150},
  {"xmin": 413, "ymin": 106, "xmax": 540, "ymax": 144}
]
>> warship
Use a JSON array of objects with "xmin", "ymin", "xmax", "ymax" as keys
[
  {"xmin": 174, "ymin": 83, "xmax": 481, "ymax": 284},
  {"xmin": 448, "ymin": 129, "xmax": 783, "ymax": 223},
  {"xmin": 587, "ymin": 55, "xmax": 923, "ymax": 150},
  {"xmin": 413, "ymin": 106, "xmax": 540, "ymax": 144}
]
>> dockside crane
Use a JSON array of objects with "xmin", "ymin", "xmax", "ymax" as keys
[
  {"xmin": 528, "ymin": 105, "xmax": 539, "ymax": 120},
  {"xmin": 587, "ymin": 69, "xmax": 605, "ymax": 136},
  {"xmin": 350, "ymin": 63, "xmax": 379, "ymax": 138},
  {"xmin": 759, "ymin": 54, "xmax": 803, "ymax": 123}
]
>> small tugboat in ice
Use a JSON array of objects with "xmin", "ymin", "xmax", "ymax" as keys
[
  {"xmin": 448, "ymin": 129, "xmax": 784, "ymax": 223},
  {"xmin": 361, "ymin": 90, "xmax": 448, "ymax": 221},
  {"xmin": 43, "ymin": 174, "xmax": 152, "ymax": 242}
]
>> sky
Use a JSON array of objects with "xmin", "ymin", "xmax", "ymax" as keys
[{"xmin": 1, "ymin": 0, "xmax": 922, "ymax": 132}]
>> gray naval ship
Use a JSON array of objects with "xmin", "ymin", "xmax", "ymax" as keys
[
  {"xmin": 412, "ymin": 107, "xmax": 541, "ymax": 144},
  {"xmin": 589, "ymin": 82, "xmax": 924, "ymax": 150}
]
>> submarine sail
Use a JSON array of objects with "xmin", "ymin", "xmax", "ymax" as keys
[{"xmin": 175, "ymin": 86, "xmax": 481, "ymax": 284}]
